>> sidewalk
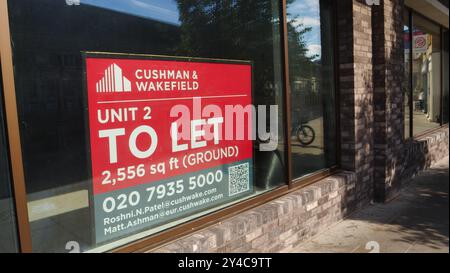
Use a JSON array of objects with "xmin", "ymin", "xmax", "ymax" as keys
[{"xmin": 293, "ymin": 157, "xmax": 449, "ymax": 253}]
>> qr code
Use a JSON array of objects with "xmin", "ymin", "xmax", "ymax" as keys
[{"xmin": 228, "ymin": 163, "xmax": 250, "ymax": 196}]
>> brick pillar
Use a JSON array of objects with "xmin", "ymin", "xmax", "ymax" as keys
[
  {"xmin": 337, "ymin": 0, "xmax": 375, "ymax": 210},
  {"xmin": 372, "ymin": 0, "xmax": 405, "ymax": 202}
]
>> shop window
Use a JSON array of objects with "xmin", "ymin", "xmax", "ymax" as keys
[
  {"xmin": 7, "ymin": 0, "xmax": 286, "ymax": 252},
  {"xmin": 287, "ymin": 0, "xmax": 337, "ymax": 179},
  {"xmin": 411, "ymin": 16, "xmax": 442, "ymax": 135}
]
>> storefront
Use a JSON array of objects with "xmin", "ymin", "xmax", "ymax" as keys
[
  {"xmin": 0, "ymin": 0, "xmax": 448, "ymax": 253},
  {"xmin": 403, "ymin": 2, "xmax": 449, "ymax": 137}
]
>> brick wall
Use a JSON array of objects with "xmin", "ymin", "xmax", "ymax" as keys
[
  {"xmin": 394, "ymin": 126, "xmax": 449, "ymax": 198},
  {"xmin": 372, "ymin": 0, "xmax": 406, "ymax": 202},
  {"xmin": 151, "ymin": 172, "xmax": 357, "ymax": 253},
  {"xmin": 371, "ymin": 0, "xmax": 449, "ymax": 202},
  {"xmin": 338, "ymin": 0, "xmax": 374, "ymax": 209}
]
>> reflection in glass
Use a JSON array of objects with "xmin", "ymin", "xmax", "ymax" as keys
[
  {"xmin": 0, "ymin": 65, "xmax": 19, "ymax": 253},
  {"xmin": 8, "ymin": 0, "xmax": 285, "ymax": 252},
  {"xmin": 287, "ymin": 0, "xmax": 336, "ymax": 179},
  {"xmin": 412, "ymin": 16, "xmax": 441, "ymax": 135},
  {"xmin": 82, "ymin": 0, "xmax": 181, "ymax": 25}
]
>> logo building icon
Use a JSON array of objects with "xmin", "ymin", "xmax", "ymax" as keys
[{"xmin": 96, "ymin": 63, "xmax": 131, "ymax": 93}]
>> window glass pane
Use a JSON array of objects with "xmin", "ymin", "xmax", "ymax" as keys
[
  {"xmin": 403, "ymin": 11, "xmax": 411, "ymax": 139},
  {"xmin": 287, "ymin": 0, "xmax": 336, "ymax": 179},
  {"xmin": 443, "ymin": 29, "xmax": 449, "ymax": 124},
  {"xmin": 8, "ymin": 0, "xmax": 286, "ymax": 252},
  {"xmin": 412, "ymin": 15, "xmax": 441, "ymax": 135},
  {"xmin": 0, "ymin": 64, "xmax": 19, "ymax": 253}
]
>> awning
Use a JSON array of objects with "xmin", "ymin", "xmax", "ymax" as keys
[{"xmin": 405, "ymin": 0, "xmax": 449, "ymax": 28}]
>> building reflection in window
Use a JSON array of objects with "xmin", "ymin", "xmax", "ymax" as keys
[{"xmin": 287, "ymin": 0, "xmax": 337, "ymax": 179}]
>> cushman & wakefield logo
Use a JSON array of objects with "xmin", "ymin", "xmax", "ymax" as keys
[{"xmin": 96, "ymin": 63, "xmax": 132, "ymax": 93}]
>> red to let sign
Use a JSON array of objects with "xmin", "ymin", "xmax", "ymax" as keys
[{"xmin": 84, "ymin": 53, "xmax": 254, "ymax": 243}]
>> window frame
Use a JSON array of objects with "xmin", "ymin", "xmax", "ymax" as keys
[
  {"xmin": 404, "ymin": 9, "xmax": 414, "ymax": 139},
  {"xmin": 0, "ymin": 49, "xmax": 21, "ymax": 253},
  {"xmin": 0, "ymin": 0, "xmax": 32, "ymax": 253},
  {"xmin": 0, "ymin": 0, "xmax": 341, "ymax": 253}
]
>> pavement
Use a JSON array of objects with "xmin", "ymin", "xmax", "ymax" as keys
[{"xmin": 293, "ymin": 157, "xmax": 449, "ymax": 253}]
